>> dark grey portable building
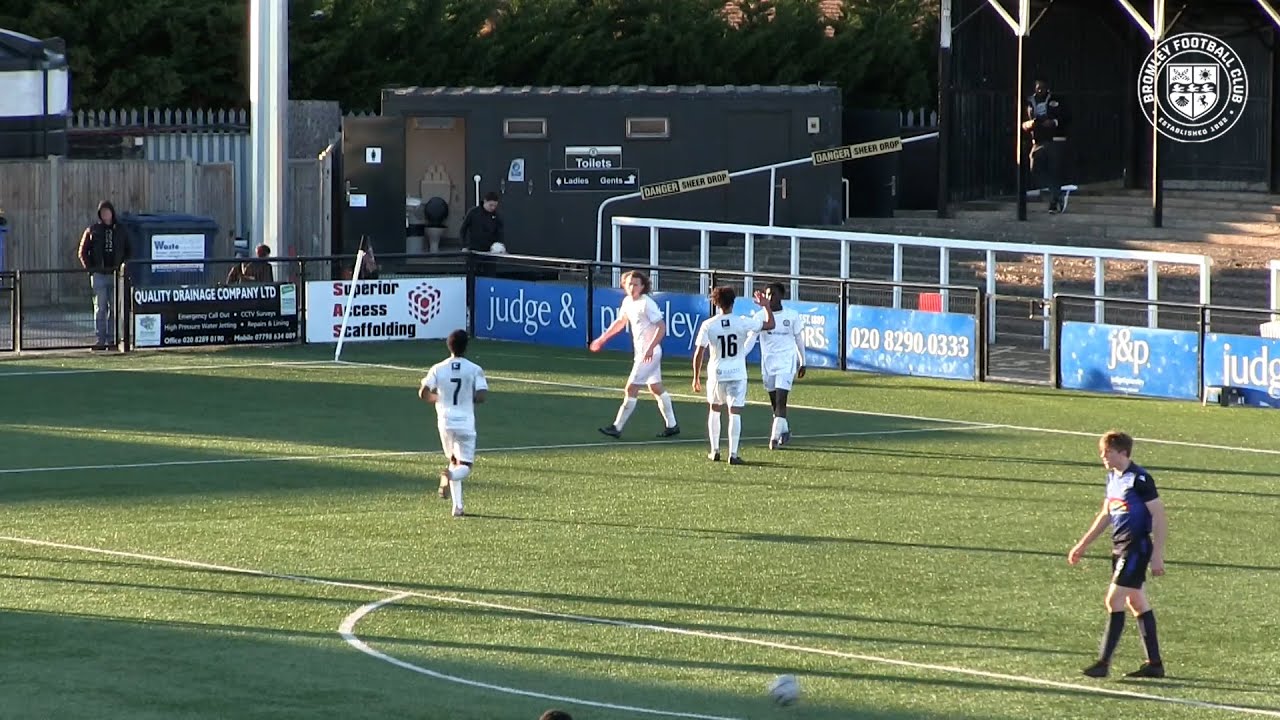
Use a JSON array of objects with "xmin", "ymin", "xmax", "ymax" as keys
[
  {"xmin": 339, "ymin": 85, "xmax": 844, "ymax": 261},
  {"xmin": 0, "ymin": 28, "xmax": 69, "ymax": 159}
]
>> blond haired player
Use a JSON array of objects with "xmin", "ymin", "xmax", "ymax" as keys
[{"xmin": 590, "ymin": 270, "xmax": 680, "ymax": 439}]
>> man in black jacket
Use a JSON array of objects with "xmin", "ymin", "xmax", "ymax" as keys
[
  {"xmin": 1023, "ymin": 79, "xmax": 1072, "ymax": 214},
  {"xmin": 460, "ymin": 192, "xmax": 504, "ymax": 251},
  {"xmin": 77, "ymin": 200, "xmax": 130, "ymax": 350}
]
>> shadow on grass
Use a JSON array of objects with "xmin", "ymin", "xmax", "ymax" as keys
[
  {"xmin": 468, "ymin": 514, "xmax": 1280, "ymax": 575},
  {"xmin": 0, "ymin": 605, "xmax": 999, "ymax": 720}
]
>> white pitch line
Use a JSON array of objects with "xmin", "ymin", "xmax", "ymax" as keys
[
  {"xmin": 0, "ymin": 425, "xmax": 988, "ymax": 476},
  {"xmin": 345, "ymin": 360, "xmax": 1280, "ymax": 457},
  {"xmin": 4, "ymin": 535, "xmax": 1278, "ymax": 719},
  {"xmin": 340, "ymin": 594, "xmax": 744, "ymax": 720}
]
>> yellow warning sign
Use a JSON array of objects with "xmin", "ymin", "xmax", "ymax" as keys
[
  {"xmin": 811, "ymin": 136, "xmax": 903, "ymax": 166},
  {"xmin": 640, "ymin": 170, "xmax": 731, "ymax": 200}
]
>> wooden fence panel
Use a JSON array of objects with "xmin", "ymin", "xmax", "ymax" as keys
[{"xmin": 0, "ymin": 156, "xmax": 326, "ymax": 303}]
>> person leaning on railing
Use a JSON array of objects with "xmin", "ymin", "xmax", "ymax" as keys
[{"xmin": 226, "ymin": 244, "xmax": 275, "ymax": 284}]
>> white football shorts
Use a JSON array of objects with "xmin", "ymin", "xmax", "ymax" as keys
[
  {"xmin": 707, "ymin": 378, "xmax": 748, "ymax": 408},
  {"xmin": 438, "ymin": 427, "xmax": 477, "ymax": 464},
  {"xmin": 626, "ymin": 348, "xmax": 663, "ymax": 386},
  {"xmin": 761, "ymin": 357, "xmax": 799, "ymax": 392}
]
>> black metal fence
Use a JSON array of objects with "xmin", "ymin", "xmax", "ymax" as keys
[{"xmin": 13, "ymin": 252, "xmax": 1280, "ymax": 405}]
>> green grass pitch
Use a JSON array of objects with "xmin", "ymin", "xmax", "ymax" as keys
[{"xmin": 1, "ymin": 340, "xmax": 1277, "ymax": 720}]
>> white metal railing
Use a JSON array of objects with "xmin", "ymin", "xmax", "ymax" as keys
[
  {"xmin": 1271, "ymin": 259, "xmax": 1280, "ymax": 312},
  {"xmin": 610, "ymin": 216, "xmax": 1213, "ymax": 347}
]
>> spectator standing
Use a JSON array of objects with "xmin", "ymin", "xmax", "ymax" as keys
[
  {"xmin": 77, "ymin": 200, "xmax": 130, "ymax": 350},
  {"xmin": 460, "ymin": 191, "xmax": 504, "ymax": 252}
]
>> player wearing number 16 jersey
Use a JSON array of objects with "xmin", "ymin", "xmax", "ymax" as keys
[
  {"xmin": 692, "ymin": 286, "xmax": 774, "ymax": 464},
  {"xmin": 419, "ymin": 329, "xmax": 489, "ymax": 517}
]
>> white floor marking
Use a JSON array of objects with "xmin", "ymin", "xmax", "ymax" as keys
[
  {"xmin": 0, "ymin": 425, "xmax": 989, "ymax": 476},
  {"xmin": 340, "ymin": 593, "xmax": 744, "ymax": 720},
  {"xmin": 3, "ymin": 535, "xmax": 1278, "ymax": 718}
]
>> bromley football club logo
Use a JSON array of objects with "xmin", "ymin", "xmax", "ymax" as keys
[{"xmin": 1138, "ymin": 32, "xmax": 1247, "ymax": 143}]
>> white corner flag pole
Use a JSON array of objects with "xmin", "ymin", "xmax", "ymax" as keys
[{"xmin": 333, "ymin": 249, "xmax": 366, "ymax": 362}]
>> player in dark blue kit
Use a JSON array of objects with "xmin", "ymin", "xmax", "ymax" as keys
[{"xmin": 1068, "ymin": 431, "xmax": 1167, "ymax": 679}]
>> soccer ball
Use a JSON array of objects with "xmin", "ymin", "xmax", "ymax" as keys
[
  {"xmin": 767, "ymin": 674, "xmax": 800, "ymax": 706},
  {"xmin": 489, "ymin": 242, "xmax": 507, "ymax": 254}
]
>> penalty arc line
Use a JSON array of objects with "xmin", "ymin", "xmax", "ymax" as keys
[
  {"xmin": 2, "ymin": 535, "xmax": 1279, "ymax": 719},
  {"xmin": 340, "ymin": 593, "xmax": 745, "ymax": 720}
]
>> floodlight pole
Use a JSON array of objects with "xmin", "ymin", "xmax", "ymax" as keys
[{"xmin": 249, "ymin": 0, "xmax": 288, "ymax": 258}]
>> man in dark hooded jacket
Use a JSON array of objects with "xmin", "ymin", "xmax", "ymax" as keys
[{"xmin": 77, "ymin": 200, "xmax": 130, "ymax": 350}]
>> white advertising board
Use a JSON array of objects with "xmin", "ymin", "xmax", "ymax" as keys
[{"xmin": 304, "ymin": 276, "xmax": 467, "ymax": 343}]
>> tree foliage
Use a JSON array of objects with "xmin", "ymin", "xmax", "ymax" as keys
[{"xmin": 0, "ymin": 0, "xmax": 937, "ymax": 112}]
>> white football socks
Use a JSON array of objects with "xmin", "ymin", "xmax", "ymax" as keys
[
  {"xmin": 778, "ymin": 417, "xmax": 790, "ymax": 436},
  {"xmin": 614, "ymin": 396, "xmax": 637, "ymax": 429},
  {"xmin": 728, "ymin": 413, "xmax": 742, "ymax": 457},
  {"xmin": 771, "ymin": 416, "xmax": 784, "ymax": 441},
  {"xmin": 707, "ymin": 410, "xmax": 722, "ymax": 454},
  {"xmin": 657, "ymin": 392, "xmax": 678, "ymax": 428},
  {"xmin": 449, "ymin": 464, "xmax": 471, "ymax": 512}
]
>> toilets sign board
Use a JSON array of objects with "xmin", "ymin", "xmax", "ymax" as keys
[{"xmin": 564, "ymin": 145, "xmax": 623, "ymax": 170}]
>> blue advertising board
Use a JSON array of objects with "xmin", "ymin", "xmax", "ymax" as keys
[
  {"xmin": 729, "ymin": 296, "xmax": 841, "ymax": 369},
  {"xmin": 845, "ymin": 305, "xmax": 976, "ymax": 380},
  {"xmin": 1059, "ymin": 322, "xmax": 1200, "ymax": 400},
  {"xmin": 1203, "ymin": 333, "xmax": 1280, "ymax": 408},
  {"xmin": 474, "ymin": 278, "xmax": 587, "ymax": 347},
  {"xmin": 593, "ymin": 288, "xmax": 709, "ymax": 358}
]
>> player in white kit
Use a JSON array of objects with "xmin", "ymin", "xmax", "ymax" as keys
[
  {"xmin": 419, "ymin": 329, "xmax": 489, "ymax": 517},
  {"xmin": 742, "ymin": 282, "xmax": 807, "ymax": 450},
  {"xmin": 590, "ymin": 270, "xmax": 680, "ymax": 439},
  {"xmin": 692, "ymin": 286, "xmax": 775, "ymax": 464}
]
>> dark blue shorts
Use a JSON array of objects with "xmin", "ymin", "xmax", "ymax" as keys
[{"xmin": 1111, "ymin": 538, "xmax": 1152, "ymax": 589}]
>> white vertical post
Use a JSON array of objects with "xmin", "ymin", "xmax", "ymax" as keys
[
  {"xmin": 648, "ymin": 226, "xmax": 660, "ymax": 291},
  {"xmin": 768, "ymin": 168, "xmax": 777, "ymax": 226},
  {"xmin": 699, "ymin": 229, "xmax": 710, "ymax": 296},
  {"xmin": 789, "ymin": 235, "xmax": 800, "ymax": 301},
  {"xmin": 1094, "ymin": 258, "xmax": 1106, "ymax": 323},
  {"xmin": 610, "ymin": 223, "xmax": 622, "ymax": 286},
  {"xmin": 839, "ymin": 239, "xmax": 850, "ymax": 279},
  {"xmin": 1270, "ymin": 259, "xmax": 1280, "ymax": 319},
  {"xmin": 892, "ymin": 244, "xmax": 904, "ymax": 309},
  {"xmin": 473, "ymin": 175, "xmax": 481, "ymax": 207},
  {"xmin": 986, "ymin": 250, "xmax": 997, "ymax": 342},
  {"xmin": 1042, "ymin": 253, "xmax": 1053, "ymax": 349},
  {"xmin": 938, "ymin": 247, "xmax": 951, "ymax": 311},
  {"xmin": 743, "ymin": 233, "xmax": 755, "ymax": 297},
  {"xmin": 1147, "ymin": 259, "xmax": 1159, "ymax": 328},
  {"xmin": 249, "ymin": 0, "xmax": 287, "ymax": 258}
]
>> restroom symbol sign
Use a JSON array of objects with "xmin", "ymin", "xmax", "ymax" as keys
[{"xmin": 365, "ymin": 147, "xmax": 383, "ymax": 165}]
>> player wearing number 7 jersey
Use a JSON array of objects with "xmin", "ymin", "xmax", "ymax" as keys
[
  {"xmin": 419, "ymin": 329, "xmax": 489, "ymax": 517},
  {"xmin": 692, "ymin": 286, "xmax": 774, "ymax": 464}
]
